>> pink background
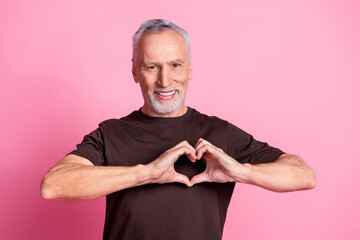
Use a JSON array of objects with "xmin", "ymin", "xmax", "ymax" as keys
[{"xmin": 1, "ymin": 0, "xmax": 359, "ymax": 239}]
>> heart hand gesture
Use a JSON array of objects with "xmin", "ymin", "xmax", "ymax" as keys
[
  {"xmin": 190, "ymin": 138, "xmax": 246, "ymax": 186},
  {"xmin": 146, "ymin": 141, "xmax": 197, "ymax": 187},
  {"xmin": 147, "ymin": 139, "xmax": 245, "ymax": 187}
]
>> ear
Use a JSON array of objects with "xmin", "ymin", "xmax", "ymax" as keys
[
  {"xmin": 132, "ymin": 59, "xmax": 139, "ymax": 83},
  {"xmin": 188, "ymin": 62, "xmax": 193, "ymax": 80}
]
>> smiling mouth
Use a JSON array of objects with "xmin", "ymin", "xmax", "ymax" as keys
[{"xmin": 156, "ymin": 90, "xmax": 176, "ymax": 96}]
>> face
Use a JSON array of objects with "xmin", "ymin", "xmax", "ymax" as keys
[{"xmin": 132, "ymin": 29, "xmax": 193, "ymax": 117}]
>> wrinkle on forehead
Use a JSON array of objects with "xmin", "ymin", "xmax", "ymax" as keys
[{"xmin": 137, "ymin": 29, "xmax": 190, "ymax": 65}]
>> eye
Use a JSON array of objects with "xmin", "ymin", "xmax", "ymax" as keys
[
  {"xmin": 172, "ymin": 63, "xmax": 181, "ymax": 68},
  {"xmin": 146, "ymin": 65, "xmax": 158, "ymax": 71}
]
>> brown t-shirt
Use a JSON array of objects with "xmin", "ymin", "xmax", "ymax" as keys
[{"xmin": 70, "ymin": 107, "xmax": 284, "ymax": 240}]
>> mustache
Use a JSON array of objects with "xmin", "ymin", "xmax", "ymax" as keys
[{"xmin": 153, "ymin": 87, "xmax": 183, "ymax": 92}]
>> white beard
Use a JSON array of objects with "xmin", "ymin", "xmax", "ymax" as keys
[{"xmin": 146, "ymin": 87, "xmax": 185, "ymax": 114}]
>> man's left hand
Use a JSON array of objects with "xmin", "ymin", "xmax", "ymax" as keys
[{"xmin": 190, "ymin": 138, "xmax": 248, "ymax": 186}]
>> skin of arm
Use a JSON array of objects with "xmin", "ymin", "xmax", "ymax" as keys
[
  {"xmin": 40, "ymin": 141, "xmax": 197, "ymax": 200},
  {"xmin": 240, "ymin": 154, "xmax": 316, "ymax": 192},
  {"xmin": 190, "ymin": 138, "xmax": 316, "ymax": 192},
  {"xmin": 40, "ymin": 139, "xmax": 315, "ymax": 200}
]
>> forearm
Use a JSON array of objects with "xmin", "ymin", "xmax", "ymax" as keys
[
  {"xmin": 239, "ymin": 154, "xmax": 316, "ymax": 192},
  {"xmin": 41, "ymin": 156, "xmax": 152, "ymax": 200}
]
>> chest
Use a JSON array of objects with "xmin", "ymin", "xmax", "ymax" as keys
[{"xmin": 102, "ymin": 122, "xmax": 227, "ymax": 168}]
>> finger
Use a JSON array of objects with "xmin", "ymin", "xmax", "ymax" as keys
[
  {"xmin": 172, "ymin": 145, "xmax": 196, "ymax": 162},
  {"xmin": 195, "ymin": 145, "xmax": 212, "ymax": 160},
  {"xmin": 195, "ymin": 147, "xmax": 205, "ymax": 160},
  {"xmin": 182, "ymin": 147, "xmax": 197, "ymax": 162},
  {"xmin": 173, "ymin": 140, "xmax": 194, "ymax": 150},
  {"xmin": 171, "ymin": 141, "xmax": 195, "ymax": 154},
  {"xmin": 185, "ymin": 151, "xmax": 197, "ymax": 162},
  {"xmin": 190, "ymin": 172, "xmax": 210, "ymax": 186},
  {"xmin": 173, "ymin": 173, "xmax": 191, "ymax": 187},
  {"xmin": 194, "ymin": 138, "xmax": 206, "ymax": 149},
  {"xmin": 195, "ymin": 139, "xmax": 215, "ymax": 160},
  {"xmin": 195, "ymin": 138, "xmax": 216, "ymax": 148}
]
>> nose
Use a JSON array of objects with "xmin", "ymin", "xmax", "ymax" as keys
[{"xmin": 158, "ymin": 67, "xmax": 172, "ymax": 88}]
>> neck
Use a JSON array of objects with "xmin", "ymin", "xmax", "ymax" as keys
[{"xmin": 141, "ymin": 105, "xmax": 188, "ymax": 118}]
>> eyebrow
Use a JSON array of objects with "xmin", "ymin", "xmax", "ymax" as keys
[
  {"xmin": 143, "ymin": 59, "xmax": 185, "ymax": 65},
  {"xmin": 143, "ymin": 61, "xmax": 158, "ymax": 66},
  {"xmin": 168, "ymin": 59, "xmax": 185, "ymax": 63}
]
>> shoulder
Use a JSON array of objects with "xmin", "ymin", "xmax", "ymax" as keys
[
  {"xmin": 189, "ymin": 107, "xmax": 230, "ymax": 127},
  {"xmin": 98, "ymin": 110, "xmax": 142, "ymax": 129},
  {"xmin": 189, "ymin": 107, "xmax": 250, "ymax": 137}
]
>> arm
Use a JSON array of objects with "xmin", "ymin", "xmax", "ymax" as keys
[
  {"xmin": 40, "ymin": 141, "xmax": 197, "ymax": 200},
  {"xmin": 240, "ymin": 154, "xmax": 316, "ymax": 192},
  {"xmin": 190, "ymin": 138, "xmax": 316, "ymax": 192}
]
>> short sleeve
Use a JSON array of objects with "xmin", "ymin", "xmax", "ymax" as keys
[
  {"xmin": 226, "ymin": 122, "xmax": 284, "ymax": 164},
  {"xmin": 68, "ymin": 126, "xmax": 105, "ymax": 166}
]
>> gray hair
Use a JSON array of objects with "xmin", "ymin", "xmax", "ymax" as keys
[{"xmin": 132, "ymin": 19, "xmax": 191, "ymax": 63}]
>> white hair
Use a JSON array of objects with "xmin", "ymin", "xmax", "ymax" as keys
[{"xmin": 132, "ymin": 19, "xmax": 191, "ymax": 63}]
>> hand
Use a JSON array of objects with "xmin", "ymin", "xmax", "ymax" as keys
[
  {"xmin": 147, "ymin": 141, "xmax": 197, "ymax": 187},
  {"xmin": 190, "ymin": 138, "xmax": 247, "ymax": 186}
]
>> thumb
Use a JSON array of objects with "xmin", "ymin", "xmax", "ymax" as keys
[
  {"xmin": 173, "ymin": 173, "xmax": 191, "ymax": 187},
  {"xmin": 190, "ymin": 172, "xmax": 209, "ymax": 186}
]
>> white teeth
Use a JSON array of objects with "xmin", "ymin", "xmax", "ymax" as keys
[{"xmin": 157, "ymin": 90, "xmax": 176, "ymax": 96}]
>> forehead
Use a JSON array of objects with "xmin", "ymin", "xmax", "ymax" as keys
[{"xmin": 137, "ymin": 29, "xmax": 189, "ymax": 61}]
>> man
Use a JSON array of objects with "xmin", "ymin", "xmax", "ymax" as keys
[{"xmin": 41, "ymin": 19, "xmax": 316, "ymax": 240}]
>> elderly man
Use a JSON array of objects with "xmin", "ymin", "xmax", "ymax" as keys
[{"xmin": 41, "ymin": 19, "xmax": 316, "ymax": 240}]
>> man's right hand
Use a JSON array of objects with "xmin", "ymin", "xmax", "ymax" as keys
[
  {"xmin": 146, "ymin": 141, "xmax": 197, "ymax": 187},
  {"xmin": 41, "ymin": 141, "xmax": 197, "ymax": 200}
]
